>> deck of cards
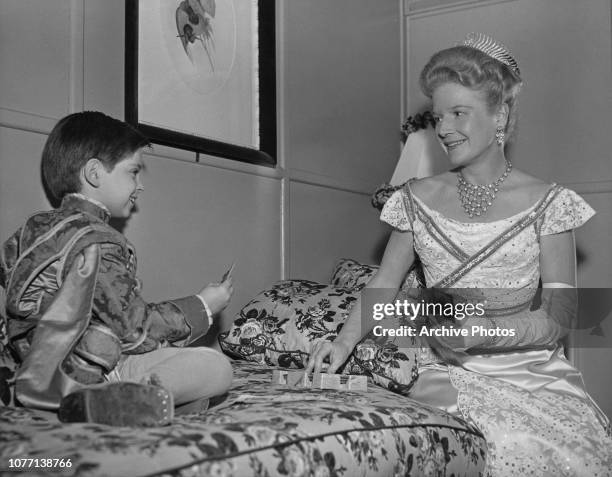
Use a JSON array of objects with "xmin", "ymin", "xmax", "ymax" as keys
[{"xmin": 271, "ymin": 369, "xmax": 367, "ymax": 391}]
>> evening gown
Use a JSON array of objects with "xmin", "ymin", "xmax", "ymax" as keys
[{"xmin": 381, "ymin": 182, "xmax": 612, "ymax": 476}]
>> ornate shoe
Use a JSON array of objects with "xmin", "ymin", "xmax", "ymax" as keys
[{"xmin": 58, "ymin": 382, "xmax": 173, "ymax": 427}]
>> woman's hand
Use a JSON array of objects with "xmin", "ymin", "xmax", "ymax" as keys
[
  {"xmin": 303, "ymin": 231, "xmax": 415, "ymax": 376},
  {"xmin": 305, "ymin": 340, "xmax": 353, "ymax": 375}
]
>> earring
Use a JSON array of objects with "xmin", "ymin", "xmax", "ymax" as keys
[{"xmin": 495, "ymin": 125, "xmax": 505, "ymax": 147}]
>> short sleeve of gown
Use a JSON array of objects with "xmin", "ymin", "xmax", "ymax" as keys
[
  {"xmin": 380, "ymin": 189, "xmax": 412, "ymax": 231},
  {"xmin": 540, "ymin": 187, "xmax": 595, "ymax": 235}
]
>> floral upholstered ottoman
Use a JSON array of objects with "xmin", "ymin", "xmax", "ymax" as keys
[
  {"xmin": 0, "ymin": 361, "xmax": 486, "ymax": 477},
  {"xmin": 1, "ymin": 259, "xmax": 486, "ymax": 476}
]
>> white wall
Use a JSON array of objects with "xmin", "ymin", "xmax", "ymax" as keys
[
  {"xmin": 283, "ymin": 0, "xmax": 401, "ymax": 279},
  {"xmin": 402, "ymin": 0, "xmax": 612, "ymax": 418},
  {"xmin": 0, "ymin": 0, "xmax": 401, "ymax": 343}
]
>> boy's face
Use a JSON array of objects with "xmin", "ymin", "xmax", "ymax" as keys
[{"xmin": 96, "ymin": 150, "xmax": 145, "ymax": 218}]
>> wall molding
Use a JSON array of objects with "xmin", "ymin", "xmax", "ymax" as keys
[
  {"xmin": 288, "ymin": 169, "xmax": 376, "ymax": 197},
  {"xmin": 0, "ymin": 107, "xmax": 58, "ymax": 136},
  {"xmin": 281, "ymin": 176, "xmax": 291, "ymax": 279},
  {"xmin": 3, "ymin": 105, "xmax": 611, "ymax": 198},
  {"xmin": 403, "ymin": 0, "xmax": 518, "ymax": 18},
  {"xmin": 0, "ymin": 105, "xmax": 389, "ymax": 198},
  {"xmin": 277, "ymin": 0, "xmax": 289, "ymax": 280}
]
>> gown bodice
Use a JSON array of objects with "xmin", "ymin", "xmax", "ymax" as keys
[{"xmin": 379, "ymin": 182, "xmax": 611, "ymax": 476}]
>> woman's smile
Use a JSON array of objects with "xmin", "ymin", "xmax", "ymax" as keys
[{"xmin": 444, "ymin": 138, "xmax": 467, "ymax": 150}]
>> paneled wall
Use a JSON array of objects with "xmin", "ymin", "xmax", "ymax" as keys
[
  {"xmin": 0, "ymin": 0, "xmax": 401, "ymax": 342},
  {"xmin": 402, "ymin": 0, "xmax": 612, "ymax": 418},
  {"xmin": 4, "ymin": 0, "xmax": 608, "ymax": 417}
]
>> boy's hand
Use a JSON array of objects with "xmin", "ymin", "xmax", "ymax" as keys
[{"xmin": 198, "ymin": 265, "xmax": 234, "ymax": 316}]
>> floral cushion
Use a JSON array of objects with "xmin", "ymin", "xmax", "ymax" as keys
[
  {"xmin": 330, "ymin": 257, "xmax": 426, "ymax": 292},
  {"xmin": 329, "ymin": 258, "xmax": 378, "ymax": 290},
  {"xmin": 219, "ymin": 279, "xmax": 419, "ymax": 395},
  {"xmin": 0, "ymin": 361, "xmax": 487, "ymax": 476}
]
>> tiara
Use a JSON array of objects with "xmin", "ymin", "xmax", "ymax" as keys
[{"xmin": 462, "ymin": 32, "xmax": 521, "ymax": 78}]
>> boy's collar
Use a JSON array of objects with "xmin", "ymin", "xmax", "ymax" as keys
[{"xmin": 62, "ymin": 193, "xmax": 111, "ymax": 222}]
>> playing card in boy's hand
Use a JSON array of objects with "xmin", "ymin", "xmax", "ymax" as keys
[{"xmin": 221, "ymin": 262, "xmax": 235, "ymax": 282}]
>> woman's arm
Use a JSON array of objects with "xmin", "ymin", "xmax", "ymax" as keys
[
  {"xmin": 336, "ymin": 230, "xmax": 416, "ymax": 348},
  {"xmin": 306, "ymin": 230, "xmax": 416, "ymax": 373},
  {"xmin": 490, "ymin": 230, "xmax": 578, "ymax": 349},
  {"xmin": 540, "ymin": 230, "xmax": 577, "ymax": 286}
]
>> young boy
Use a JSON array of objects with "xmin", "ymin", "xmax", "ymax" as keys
[{"xmin": 0, "ymin": 111, "xmax": 233, "ymax": 425}]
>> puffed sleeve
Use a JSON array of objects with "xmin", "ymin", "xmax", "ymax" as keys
[
  {"xmin": 540, "ymin": 188, "xmax": 595, "ymax": 235},
  {"xmin": 380, "ymin": 189, "xmax": 412, "ymax": 231}
]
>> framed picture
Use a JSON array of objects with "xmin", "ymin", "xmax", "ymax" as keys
[{"xmin": 125, "ymin": 0, "xmax": 276, "ymax": 166}]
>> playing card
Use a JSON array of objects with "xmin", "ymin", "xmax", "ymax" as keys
[{"xmin": 221, "ymin": 262, "xmax": 236, "ymax": 282}]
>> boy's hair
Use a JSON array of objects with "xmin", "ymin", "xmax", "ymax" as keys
[
  {"xmin": 42, "ymin": 111, "xmax": 150, "ymax": 200},
  {"xmin": 419, "ymin": 45, "xmax": 523, "ymax": 141}
]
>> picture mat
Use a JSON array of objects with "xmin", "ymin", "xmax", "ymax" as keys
[{"xmin": 137, "ymin": 0, "xmax": 259, "ymax": 149}]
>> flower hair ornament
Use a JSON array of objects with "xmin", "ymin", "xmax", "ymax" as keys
[{"xmin": 462, "ymin": 32, "xmax": 521, "ymax": 78}]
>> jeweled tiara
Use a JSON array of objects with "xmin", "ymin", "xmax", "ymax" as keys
[{"xmin": 462, "ymin": 32, "xmax": 521, "ymax": 78}]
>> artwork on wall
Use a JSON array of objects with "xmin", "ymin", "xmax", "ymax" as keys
[{"xmin": 125, "ymin": 0, "xmax": 276, "ymax": 166}]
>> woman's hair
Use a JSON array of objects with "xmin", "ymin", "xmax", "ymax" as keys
[
  {"xmin": 419, "ymin": 45, "xmax": 523, "ymax": 141},
  {"xmin": 42, "ymin": 111, "xmax": 150, "ymax": 200}
]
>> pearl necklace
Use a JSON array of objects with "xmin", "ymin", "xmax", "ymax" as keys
[{"xmin": 457, "ymin": 160, "xmax": 512, "ymax": 218}]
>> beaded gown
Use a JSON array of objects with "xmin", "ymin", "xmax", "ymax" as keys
[{"xmin": 381, "ymin": 183, "xmax": 612, "ymax": 476}]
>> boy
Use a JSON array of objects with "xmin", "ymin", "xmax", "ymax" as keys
[{"xmin": 0, "ymin": 111, "xmax": 233, "ymax": 425}]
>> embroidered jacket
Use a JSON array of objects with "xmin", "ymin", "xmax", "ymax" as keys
[{"xmin": 0, "ymin": 195, "xmax": 210, "ymax": 384}]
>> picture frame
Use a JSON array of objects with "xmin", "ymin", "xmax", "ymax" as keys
[{"xmin": 125, "ymin": 0, "xmax": 276, "ymax": 167}]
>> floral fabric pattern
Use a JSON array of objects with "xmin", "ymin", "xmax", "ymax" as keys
[
  {"xmin": 218, "ymin": 279, "xmax": 419, "ymax": 393},
  {"xmin": 0, "ymin": 361, "xmax": 487, "ymax": 477},
  {"xmin": 329, "ymin": 259, "xmax": 378, "ymax": 290},
  {"xmin": 329, "ymin": 258, "xmax": 425, "ymax": 292},
  {"xmin": 0, "ymin": 194, "xmax": 212, "ymax": 391},
  {"xmin": 0, "ymin": 290, "xmax": 17, "ymax": 407}
]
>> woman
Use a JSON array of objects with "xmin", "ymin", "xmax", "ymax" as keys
[{"xmin": 307, "ymin": 33, "xmax": 611, "ymax": 476}]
